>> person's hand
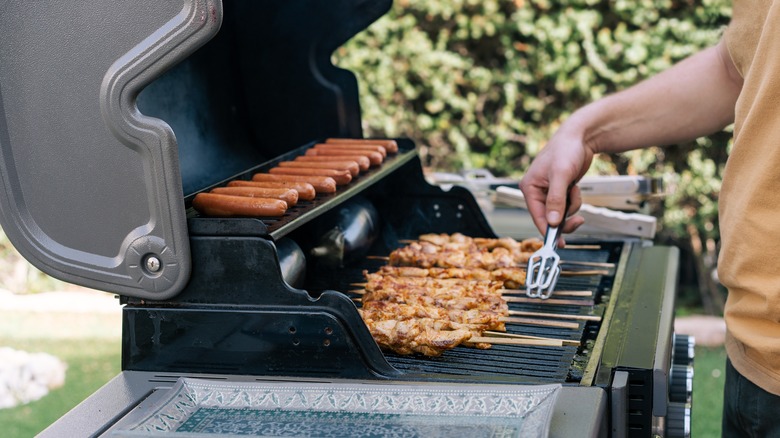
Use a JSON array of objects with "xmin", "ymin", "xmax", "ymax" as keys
[{"xmin": 518, "ymin": 128, "xmax": 595, "ymax": 241}]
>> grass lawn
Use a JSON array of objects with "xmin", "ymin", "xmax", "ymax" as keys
[
  {"xmin": 0, "ymin": 337, "xmax": 121, "ymax": 438},
  {"xmin": 692, "ymin": 345, "xmax": 727, "ymax": 438}
]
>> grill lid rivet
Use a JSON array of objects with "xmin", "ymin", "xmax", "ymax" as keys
[{"xmin": 145, "ymin": 256, "xmax": 162, "ymax": 273}]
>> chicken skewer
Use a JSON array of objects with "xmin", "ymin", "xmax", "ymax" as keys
[
  {"xmin": 382, "ymin": 244, "xmax": 610, "ymax": 274},
  {"xmin": 356, "ymin": 232, "xmax": 601, "ymax": 356},
  {"xmin": 393, "ymin": 233, "xmax": 613, "ymax": 268},
  {"xmin": 356, "ymin": 268, "xmax": 591, "ymax": 295}
]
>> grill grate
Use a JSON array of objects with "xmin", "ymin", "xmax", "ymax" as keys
[{"xmin": 337, "ymin": 242, "xmax": 623, "ymax": 383}]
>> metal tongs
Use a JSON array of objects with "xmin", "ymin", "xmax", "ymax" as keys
[{"xmin": 525, "ymin": 224, "xmax": 564, "ymax": 299}]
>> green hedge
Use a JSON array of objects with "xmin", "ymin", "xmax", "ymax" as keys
[{"xmin": 335, "ymin": 0, "xmax": 732, "ymax": 312}]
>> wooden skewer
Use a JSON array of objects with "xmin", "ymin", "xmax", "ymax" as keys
[
  {"xmin": 483, "ymin": 331, "xmax": 580, "ymax": 347},
  {"xmin": 467, "ymin": 336, "xmax": 566, "ymax": 347},
  {"xmin": 355, "ymin": 296, "xmax": 595, "ymax": 307},
  {"xmin": 385, "ymin": 250, "xmax": 613, "ymax": 269},
  {"xmin": 350, "ymin": 289, "xmax": 534, "ymax": 296},
  {"xmin": 551, "ymin": 290, "xmax": 594, "ymax": 297},
  {"xmin": 349, "ymin": 288, "xmax": 590, "ymax": 298},
  {"xmin": 560, "ymin": 260, "xmax": 615, "ymax": 268},
  {"xmin": 508, "ymin": 310, "xmax": 601, "ymax": 322},
  {"xmin": 396, "ymin": 239, "xmax": 602, "ymax": 251},
  {"xmin": 501, "ymin": 289, "xmax": 592, "ymax": 297},
  {"xmin": 560, "ymin": 269, "xmax": 610, "ymax": 276},
  {"xmin": 363, "ymin": 259, "xmax": 608, "ymax": 277},
  {"xmin": 499, "ymin": 317, "xmax": 579, "ymax": 329},
  {"xmin": 350, "ymin": 278, "xmax": 494, "ymax": 287},
  {"xmin": 503, "ymin": 297, "xmax": 595, "ymax": 306},
  {"xmin": 563, "ymin": 244, "xmax": 601, "ymax": 250},
  {"xmin": 350, "ymin": 298, "xmax": 580, "ymax": 328}
]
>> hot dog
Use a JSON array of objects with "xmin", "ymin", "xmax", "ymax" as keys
[
  {"xmin": 314, "ymin": 143, "xmax": 386, "ymax": 158},
  {"xmin": 278, "ymin": 160, "xmax": 360, "ymax": 177},
  {"xmin": 294, "ymin": 154, "xmax": 371, "ymax": 171},
  {"xmin": 251, "ymin": 173, "xmax": 337, "ymax": 194},
  {"xmin": 227, "ymin": 180, "xmax": 317, "ymax": 201},
  {"xmin": 326, "ymin": 138, "xmax": 399, "ymax": 154},
  {"xmin": 269, "ymin": 167, "xmax": 352, "ymax": 185},
  {"xmin": 305, "ymin": 148, "xmax": 383, "ymax": 166},
  {"xmin": 192, "ymin": 193, "xmax": 287, "ymax": 217},
  {"xmin": 210, "ymin": 186, "xmax": 298, "ymax": 207}
]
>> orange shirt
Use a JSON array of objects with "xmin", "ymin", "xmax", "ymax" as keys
[{"xmin": 722, "ymin": 0, "xmax": 780, "ymax": 395}]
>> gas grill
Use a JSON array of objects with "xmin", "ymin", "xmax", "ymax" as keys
[{"xmin": 0, "ymin": 1, "xmax": 692, "ymax": 437}]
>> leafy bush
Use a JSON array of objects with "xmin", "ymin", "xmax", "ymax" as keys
[{"xmin": 335, "ymin": 0, "xmax": 732, "ymax": 312}]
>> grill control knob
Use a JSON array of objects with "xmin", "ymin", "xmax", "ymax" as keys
[
  {"xmin": 669, "ymin": 364, "xmax": 694, "ymax": 404},
  {"xmin": 665, "ymin": 402, "xmax": 691, "ymax": 438},
  {"xmin": 672, "ymin": 334, "xmax": 695, "ymax": 366}
]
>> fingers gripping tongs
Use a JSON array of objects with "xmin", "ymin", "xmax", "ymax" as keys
[
  {"xmin": 525, "ymin": 224, "xmax": 563, "ymax": 299},
  {"xmin": 526, "ymin": 191, "xmax": 571, "ymax": 299}
]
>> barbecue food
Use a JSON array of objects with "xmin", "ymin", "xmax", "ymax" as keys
[
  {"xmin": 269, "ymin": 167, "xmax": 352, "ymax": 185},
  {"xmin": 325, "ymin": 138, "xmax": 399, "ymax": 154},
  {"xmin": 192, "ymin": 193, "xmax": 288, "ymax": 217},
  {"xmin": 294, "ymin": 154, "xmax": 371, "ymax": 171},
  {"xmin": 418, "ymin": 233, "xmax": 543, "ymax": 252},
  {"xmin": 359, "ymin": 317, "xmax": 477, "ymax": 356},
  {"xmin": 252, "ymin": 173, "xmax": 338, "ymax": 193},
  {"xmin": 210, "ymin": 186, "xmax": 299, "ymax": 207},
  {"xmin": 314, "ymin": 142, "xmax": 387, "ymax": 158},
  {"xmin": 227, "ymin": 180, "xmax": 317, "ymax": 201},
  {"xmin": 357, "ymin": 234, "xmax": 548, "ymax": 356},
  {"xmin": 357, "ymin": 268, "xmax": 511, "ymax": 355},
  {"xmin": 278, "ymin": 160, "xmax": 360, "ymax": 177},
  {"xmin": 388, "ymin": 234, "xmax": 542, "ymax": 270},
  {"xmin": 376, "ymin": 266, "xmax": 527, "ymax": 289},
  {"xmin": 361, "ymin": 301, "xmax": 505, "ymax": 332},
  {"xmin": 363, "ymin": 272, "xmax": 501, "ymax": 292},
  {"xmin": 305, "ymin": 148, "xmax": 383, "ymax": 166}
]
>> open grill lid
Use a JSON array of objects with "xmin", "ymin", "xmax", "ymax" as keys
[{"xmin": 0, "ymin": 0, "xmax": 390, "ymax": 299}]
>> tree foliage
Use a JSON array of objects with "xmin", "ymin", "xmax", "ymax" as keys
[{"xmin": 335, "ymin": 0, "xmax": 732, "ymax": 313}]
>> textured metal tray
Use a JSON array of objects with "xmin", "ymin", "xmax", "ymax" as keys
[{"xmin": 107, "ymin": 378, "xmax": 560, "ymax": 437}]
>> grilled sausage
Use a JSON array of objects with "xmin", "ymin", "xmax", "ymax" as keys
[
  {"xmin": 251, "ymin": 173, "xmax": 338, "ymax": 194},
  {"xmin": 326, "ymin": 138, "xmax": 399, "ymax": 154},
  {"xmin": 227, "ymin": 180, "xmax": 317, "ymax": 201},
  {"xmin": 192, "ymin": 193, "xmax": 287, "ymax": 217},
  {"xmin": 210, "ymin": 186, "xmax": 298, "ymax": 207},
  {"xmin": 294, "ymin": 154, "xmax": 371, "ymax": 171},
  {"xmin": 269, "ymin": 167, "xmax": 352, "ymax": 185},
  {"xmin": 305, "ymin": 148, "xmax": 383, "ymax": 166},
  {"xmin": 278, "ymin": 160, "xmax": 360, "ymax": 177},
  {"xmin": 314, "ymin": 142, "xmax": 386, "ymax": 158}
]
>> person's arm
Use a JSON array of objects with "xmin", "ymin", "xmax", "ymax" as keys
[{"xmin": 519, "ymin": 39, "xmax": 743, "ymax": 236}]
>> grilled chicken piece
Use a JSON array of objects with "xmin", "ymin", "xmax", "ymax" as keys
[
  {"xmin": 388, "ymin": 239, "xmax": 537, "ymax": 270},
  {"xmin": 360, "ymin": 317, "xmax": 483, "ymax": 356},
  {"xmin": 361, "ymin": 301, "xmax": 506, "ymax": 332}
]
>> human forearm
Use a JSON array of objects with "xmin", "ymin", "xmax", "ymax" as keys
[{"xmin": 519, "ymin": 39, "xmax": 742, "ymax": 234}]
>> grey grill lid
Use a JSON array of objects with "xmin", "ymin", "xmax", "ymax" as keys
[{"xmin": 0, "ymin": 1, "xmax": 222, "ymax": 299}]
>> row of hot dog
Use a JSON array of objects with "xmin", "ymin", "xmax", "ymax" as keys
[{"xmin": 192, "ymin": 138, "xmax": 398, "ymax": 218}]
